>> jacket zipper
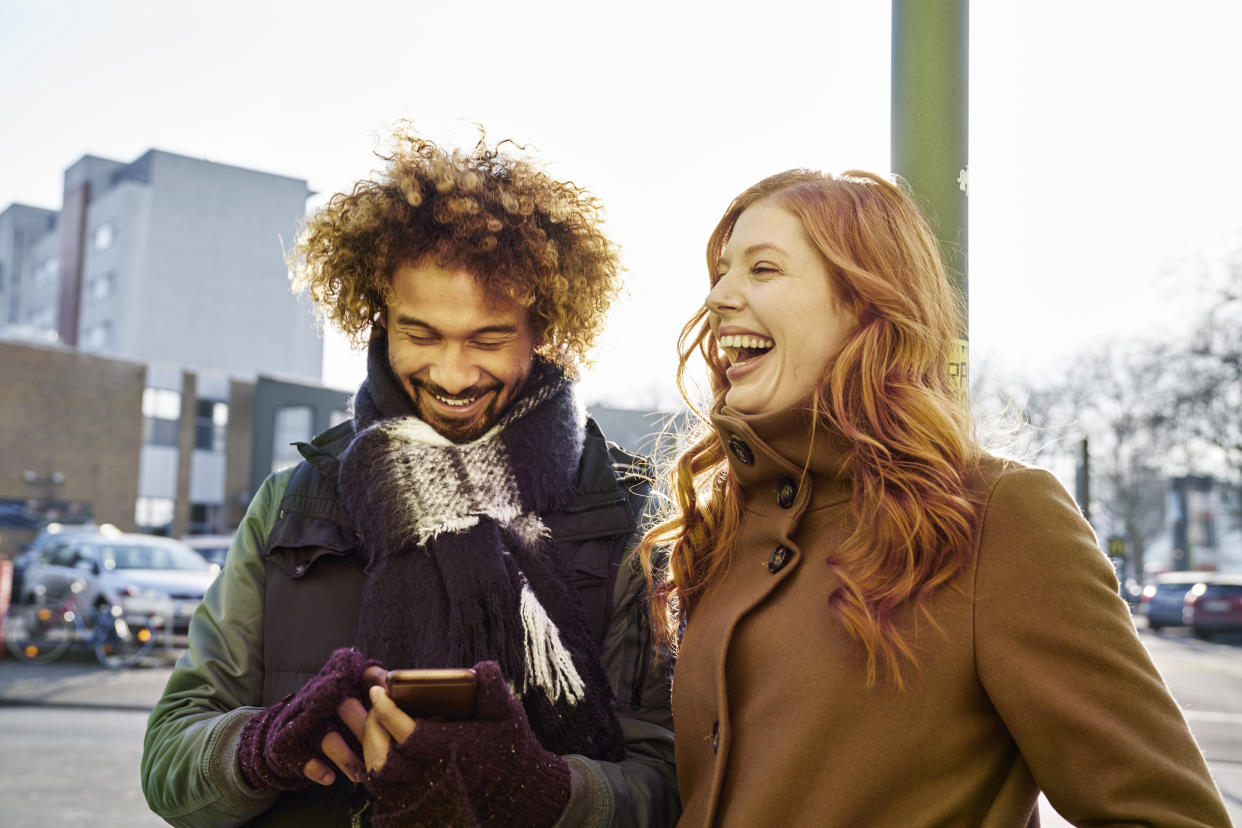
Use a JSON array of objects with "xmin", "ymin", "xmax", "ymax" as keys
[
  {"xmin": 630, "ymin": 596, "xmax": 651, "ymax": 709},
  {"xmin": 559, "ymin": 493, "xmax": 628, "ymax": 514}
]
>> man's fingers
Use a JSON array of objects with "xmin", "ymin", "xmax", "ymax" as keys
[
  {"xmin": 320, "ymin": 730, "xmax": 365, "ymax": 784},
  {"xmin": 337, "ymin": 697, "xmax": 367, "ymax": 745},
  {"xmin": 302, "ymin": 757, "xmax": 335, "ymax": 786},
  {"xmin": 369, "ymin": 684, "xmax": 416, "ymax": 742}
]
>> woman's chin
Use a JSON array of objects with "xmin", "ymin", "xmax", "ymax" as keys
[{"xmin": 723, "ymin": 387, "xmax": 767, "ymax": 416}]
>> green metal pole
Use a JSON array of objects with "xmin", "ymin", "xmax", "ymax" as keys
[{"xmin": 892, "ymin": 0, "xmax": 969, "ymax": 343}]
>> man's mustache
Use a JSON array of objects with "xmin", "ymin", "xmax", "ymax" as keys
[{"xmin": 413, "ymin": 380, "xmax": 501, "ymax": 401}]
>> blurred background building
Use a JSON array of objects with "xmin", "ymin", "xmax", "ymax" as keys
[
  {"xmin": 0, "ymin": 150, "xmax": 337, "ymax": 551},
  {"xmin": 0, "ymin": 149, "xmax": 320, "ymax": 379}
]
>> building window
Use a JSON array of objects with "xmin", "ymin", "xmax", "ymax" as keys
[
  {"xmin": 89, "ymin": 271, "xmax": 115, "ymax": 301},
  {"xmin": 189, "ymin": 502, "xmax": 222, "ymax": 535},
  {"xmin": 271, "ymin": 405, "xmax": 312, "ymax": 474},
  {"xmin": 143, "ymin": 388, "xmax": 181, "ymax": 419},
  {"xmin": 34, "ymin": 258, "xmax": 58, "ymax": 284},
  {"xmin": 30, "ymin": 307, "xmax": 56, "ymax": 330},
  {"xmin": 93, "ymin": 223, "xmax": 115, "ymax": 252},
  {"xmin": 143, "ymin": 418, "xmax": 179, "ymax": 446},
  {"xmin": 82, "ymin": 320, "xmax": 113, "ymax": 352},
  {"xmin": 195, "ymin": 400, "xmax": 228, "ymax": 452},
  {"xmin": 135, "ymin": 497, "xmax": 175, "ymax": 535},
  {"xmin": 143, "ymin": 387, "xmax": 181, "ymax": 447}
]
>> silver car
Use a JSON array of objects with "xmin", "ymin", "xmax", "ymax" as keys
[{"xmin": 20, "ymin": 532, "xmax": 218, "ymax": 636}]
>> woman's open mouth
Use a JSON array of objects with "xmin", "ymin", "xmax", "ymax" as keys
[
  {"xmin": 719, "ymin": 333, "xmax": 775, "ymax": 381},
  {"xmin": 719, "ymin": 334, "xmax": 774, "ymax": 365}
]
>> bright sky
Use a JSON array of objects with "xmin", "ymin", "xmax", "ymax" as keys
[{"xmin": 3, "ymin": 0, "xmax": 1240, "ymax": 409}]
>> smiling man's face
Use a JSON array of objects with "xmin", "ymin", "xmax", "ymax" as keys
[{"xmin": 381, "ymin": 259, "xmax": 536, "ymax": 443}]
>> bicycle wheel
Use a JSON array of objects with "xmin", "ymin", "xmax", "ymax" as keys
[
  {"xmin": 4, "ymin": 601, "xmax": 74, "ymax": 664},
  {"xmin": 93, "ymin": 605, "xmax": 157, "ymax": 669}
]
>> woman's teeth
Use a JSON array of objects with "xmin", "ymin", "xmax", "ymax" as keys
[
  {"xmin": 718, "ymin": 334, "xmax": 775, "ymax": 365},
  {"xmin": 719, "ymin": 334, "xmax": 775, "ymax": 350}
]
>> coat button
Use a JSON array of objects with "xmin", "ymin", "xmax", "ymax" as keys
[
  {"xmin": 711, "ymin": 720, "xmax": 720, "ymax": 753},
  {"xmin": 777, "ymin": 477, "xmax": 796, "ymax": 508},
  {"xmin": 727, "ymin": 437, "xmax": 754, "ymax": 465},
  {"xmin": 767, "ymin": 545, "xmax": 790, "ymax": 573}
]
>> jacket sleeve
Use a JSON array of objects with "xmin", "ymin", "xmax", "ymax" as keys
[
  {"xmin": 974, "ymin": 466, "xmax": 1230, "ymax": 827},
  {"xmin": 553, "ymin": 544, "xmax": 681, "ymax": 827},
  {"xmin": 140, "ymin": 470, "xmax": 292, "ymax": 828}
]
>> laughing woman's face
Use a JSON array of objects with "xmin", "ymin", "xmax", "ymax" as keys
[{"xmin": 705, "ymin": 200, "xmax": 856, "ymax": 415}]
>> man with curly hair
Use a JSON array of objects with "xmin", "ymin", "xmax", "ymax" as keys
[{"xmin": 141, "ymin": 129, "xmax": 679, "ymax": 827}]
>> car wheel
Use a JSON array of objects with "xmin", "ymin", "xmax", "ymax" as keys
[
  {"xmin": 1192, "ymin": 628, "xmax": 1213, "ymax": 641},
  {"xmin": 1148, "ymin": 622, "xmax": 1162, "ymax": 631}
]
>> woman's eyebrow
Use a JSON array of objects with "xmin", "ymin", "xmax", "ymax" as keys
[{"xmin": 742, "ymin": 242, "xmax": 788, "ymax": 257}]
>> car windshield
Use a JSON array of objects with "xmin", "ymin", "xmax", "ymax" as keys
[{"xmin": 99, "ymin": 541, "xmax": 208, "ymax": 571}]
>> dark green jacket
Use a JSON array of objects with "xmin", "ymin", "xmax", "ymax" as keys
[{"xmin": 141, "ymin": 418, "xmax": 679, "ymax": 827}]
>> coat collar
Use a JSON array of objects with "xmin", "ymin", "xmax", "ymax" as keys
[{"xmin": 710, "ymin": 399, "xmax": 854, "ymax": 519}]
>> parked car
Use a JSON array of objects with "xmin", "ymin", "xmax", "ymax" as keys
[
  {"xmin": 11, "ymin": 522, "xmax": 118, "ymax": 599},
  {"xmin": 1183, "ymin": 575, "xmax": 1242, "ymax": 640},
  {"xmin": 19, "ymin": 532, "xmax": 217, "ymax": 636},
  {"xmin": 1139, "ymin": 572, "xmax": 1212, "ymax": 630},
  {"xmin": 178, "ymin": 533, "xmax": 235, "ymax": 569}
]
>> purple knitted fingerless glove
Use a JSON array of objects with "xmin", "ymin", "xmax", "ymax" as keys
[
  {"xmin": 367, "ymin": 755, "xmax": 478, "ymax": 828},
  {"xmin": 237, "ymin": 647, "xmax": 375, "ymax": 791},
  {"xmin": 366, "ymin": 661, "xmax": 571, "ymax": 828}
]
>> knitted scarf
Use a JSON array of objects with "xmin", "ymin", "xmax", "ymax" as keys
[{"xmin": 337, "ymin": 334, "xmax": 623, "ymax": 762}]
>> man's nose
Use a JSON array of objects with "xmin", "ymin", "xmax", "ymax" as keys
[{"xmin": 428, "ymin": 346, "xmax": 481, "ymax": 394}]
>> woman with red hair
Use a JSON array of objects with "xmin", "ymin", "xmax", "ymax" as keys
[{"xmin": 641, "ymin": 169, "xmax": 1228, "ymax": 826}]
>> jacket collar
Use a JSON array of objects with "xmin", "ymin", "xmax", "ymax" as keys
[{"xmin": 710, "ymin": 400, "xmax": 853, "ymax": 518}]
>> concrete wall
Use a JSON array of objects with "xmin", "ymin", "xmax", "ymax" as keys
[
  {"xmin": 135, "ymin": 151, "xmax": 320, "ymax": 382},
  {"xmin": 0, "ymin": 204, "xmax": 57, "ymax": 326},
  {"xmin": 79, "ymin": 181, "xmax": 150, "ymax": 357},
  {"xmin": 224, "ymin": 379, "xmax": 256, "ymax": 529},
  {"xmin": 249, "ymin": 377, "xmax": 351, "ymax": 496}
]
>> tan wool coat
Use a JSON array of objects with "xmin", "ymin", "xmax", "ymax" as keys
[{"xmin": 671, "ymin": 404, "xmax": 1230, "ymax": 827}]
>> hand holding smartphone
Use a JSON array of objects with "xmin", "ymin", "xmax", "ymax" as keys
[{"xmin": 385, "ymin": 667, "xmax": 478, "ymax": 721}]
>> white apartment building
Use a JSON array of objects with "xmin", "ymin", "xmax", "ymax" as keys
[{"xmin": 0, "ymin": 150, "xmax": 325, "ymax": 535}]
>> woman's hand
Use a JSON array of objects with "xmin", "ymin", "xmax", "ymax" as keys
[{"xmin": 362, "ymin": 679, "xmax": 417, "ymax": 773}]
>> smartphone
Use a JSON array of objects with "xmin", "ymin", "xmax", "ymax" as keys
[{"xmin": 385, "ymin": 667, "xmax": 478, "ymax": 720}]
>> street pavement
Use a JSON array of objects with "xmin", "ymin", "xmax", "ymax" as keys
[
  {"xmin": 0, "ymin": 646, "xmax": 178, "ymax": 827},
  {"xmin": 0, "ymin": 645, "xmax": 176, "ymax": 710}
]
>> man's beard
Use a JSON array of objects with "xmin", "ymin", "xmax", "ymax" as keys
[{"xmin": 410, "ymin": 380, "xmax": 506, "ymax": 443}]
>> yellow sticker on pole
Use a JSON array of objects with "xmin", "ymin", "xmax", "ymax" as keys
[{"xmin": 948, "ymin": 338, "xmax": 968, "ymax": 392}]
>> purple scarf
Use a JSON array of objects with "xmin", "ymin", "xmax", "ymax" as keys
[{"xmin": 337, "ymin": 335, "xmax": 623, "ymax": 761}]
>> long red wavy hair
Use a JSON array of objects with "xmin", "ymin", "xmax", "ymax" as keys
[{"xmin": 640, "ymin": 169, "xmax": 979, "ymax": 687}]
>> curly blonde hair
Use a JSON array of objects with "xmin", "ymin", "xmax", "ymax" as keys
[{"xmin": 290, "ymin": 126, "xmax": 623, "ymax": 371}]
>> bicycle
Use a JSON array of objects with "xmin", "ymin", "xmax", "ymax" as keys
[{"xmin": 4, "ymin": 579, "xmax": 169, "ymax": 669}]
